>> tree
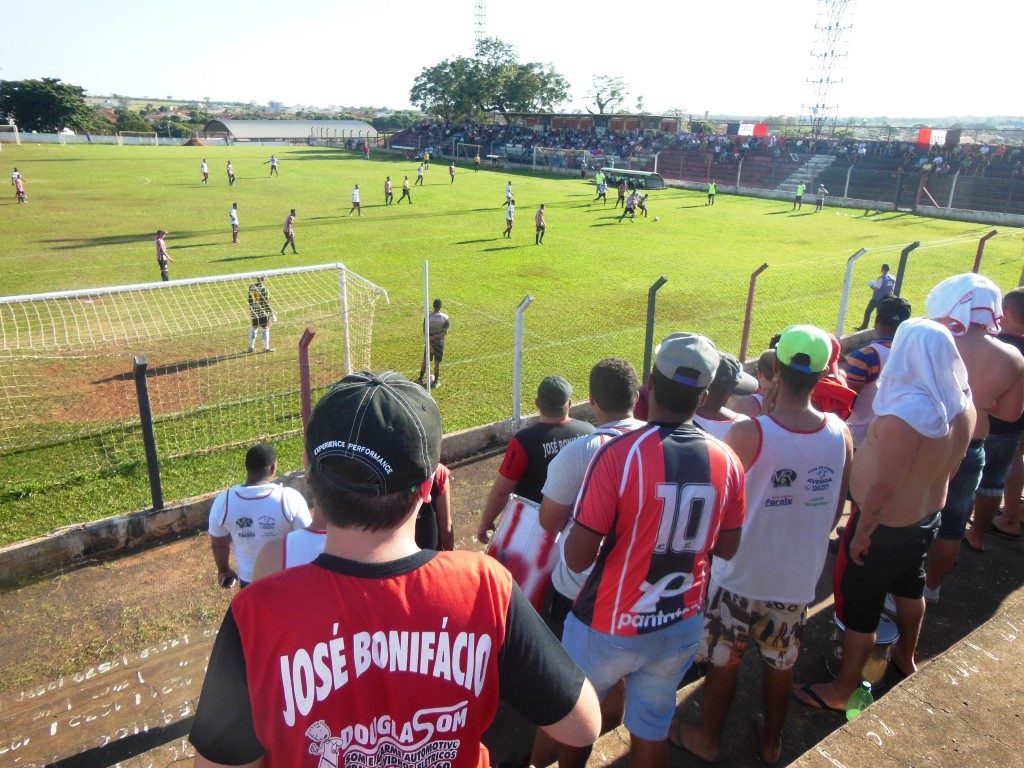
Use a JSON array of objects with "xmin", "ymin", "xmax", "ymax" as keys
[
  {"xmin": 0, "ymin": 78, "xmax": 93, "ymax": 132},
  {"xmin": 586, "ymin": 75, "xmax": 628, "ymax": 115},
  {"xmin": 114, "ymin": 108, "xmax": 153, "ymax": 133},
  {"xmin": 410, "ymin": 38, "xmax": 568, "ymax": 122}
]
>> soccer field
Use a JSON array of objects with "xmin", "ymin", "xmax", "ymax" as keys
[{"xmin": 2, "ymin": 143, "xmax": 1022, "ymax": 544}]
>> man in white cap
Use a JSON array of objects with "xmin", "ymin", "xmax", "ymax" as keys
[
  {"xmin": 679, "ymin": 325, "xmax": 852, "ymax": 764},
  {"xmin": 557, "ymin": 333, "xmax": 746, "ymax": 768},
  {"xmin": 922, "ymin": 273, "xmax": 1024, "ymax": 601},
  {"xmin": 794, "ymin": 319, "xmax": 974, "ymax": 713}
]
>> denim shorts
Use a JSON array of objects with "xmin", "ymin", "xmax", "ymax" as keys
[
  {"xmin": 977, "ymin": 431, "xmax": 1024, "ymax": 496},
  {"xmin": 938, "ymin": 439, "xmax": 985, "ymax": 540},
  {"xmin": 562, "ymin": 612, "xmax": 702, "ymax": 741}
]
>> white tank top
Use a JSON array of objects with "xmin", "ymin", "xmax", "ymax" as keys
[
  {"xmin": 847, "ymin": 341, "xmax": 891, "ymax": 448},
  {"xmin": 694, "ymin": 412, "xmax": 749, "ymax": 441},
  {"xmin": 283, "ymin": 528, "xmax": 327, "ymax": 570},
  {"xmin": 711, "ymin": 412, "xmax": 848, "ymax": 604}
]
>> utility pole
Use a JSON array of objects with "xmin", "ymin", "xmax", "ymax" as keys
[
  {"xmin": 803, "ymin": 0, "xmax": 854, "ymax": 138},
  {"xmin": 474, "ymin": 0, "xmax": 486, "ymax": 46}
]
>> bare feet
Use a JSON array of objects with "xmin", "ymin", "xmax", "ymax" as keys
[
  {"xmin": 753, "ymin": 715, "xmax": 782, "ymax": 765},
  {"xmin": 671, "ymin": 723, "xmax": 720, "ymax": 763},
  {"xmin": 991, "ymin": 514, "xmax": 1022, "ymax": 539}
]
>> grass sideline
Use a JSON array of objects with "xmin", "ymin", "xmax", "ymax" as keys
[{"xmin": 1, "ymin": 143, "xmax": 1022, "ymax": 544}]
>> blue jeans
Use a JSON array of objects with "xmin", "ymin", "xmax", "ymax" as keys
[
  {"xmin": 938, "ymin": 440, "xmax": 985, "ymax": 540},
  {"xmin": 562, "ymin": 612, "xmax": 702, "ymax": 741},
  {"xmin": 977, "ymin": 431, "xmax": 1024, "ymax": 496}
]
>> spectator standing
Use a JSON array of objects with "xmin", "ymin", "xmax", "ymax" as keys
[
  {"xmin": 795, "ymin": 319, "xmax": 974, "ymax": 712},
  {"xmin": 418, "ymin": 298, "xmax": 450, "ymax": 388},
  {"xmin": 793, "ymin": 182, "xmax": 806, "ymax": 210},
  {"xmin": 966, "ymin": 288, "xmax": 1024, "ymax": 550},
  {"xmin": 206, "ymin": 443, "xmax": 311, "ymax": 588},
  {"xmin": 679, "ymin": 325, "xmax": 852, "ymax": 765},
  {"xmin": 280, "ymin": 209, "xmax": 298, "ymax": 254},
  {"xmin": 252, "ymin": 503, "xmax": 328, "ymax": 580},
  {"xmin": 845, "ymin": 296, "xmax": 912, "ymax": 448},
  {"xmin": 856, "ymin": 264, "xmax": 895, "ymax": 330},
  {"xmin": 477, "ymin": 375, "xmax": 594, "ymax": 543},
  {"xmin": 693, "ymin": 352, "xmax": 757, "ymax": 440},
  {"xmin": 558, "ymin": 333, "xmax": 746, "ymax": 768},
  {"xmin": 733, "ymin": 350, "xmax": 776, "ymax": 418},
  {"xmin": 155, "ymin": 230, "xmax": 172, "ymax": 281},
  {"xmin": 415, "ymin": 462, "xmax": 455, "ymax": 551},
  {"xmin": 190, "ymin": 374, "xmax": 601, "ymax": 766}
]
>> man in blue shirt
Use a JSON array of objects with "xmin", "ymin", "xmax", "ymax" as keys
[{"xmin": 857, "ymin": 264, "xmax": 896, "ymax": 330}]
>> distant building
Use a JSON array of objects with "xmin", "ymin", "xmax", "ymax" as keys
[{"xmin": 203, "ymin": 119, "xmax": 378, "ymax": 143}]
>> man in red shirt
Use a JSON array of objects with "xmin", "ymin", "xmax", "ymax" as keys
[
  {"xmin": 558, "ymin": 333, "xmax": 746, "ymax": 768},
  {"xmin": 190, "ymin": 372, "xmax": 600, "ymax": 768}
]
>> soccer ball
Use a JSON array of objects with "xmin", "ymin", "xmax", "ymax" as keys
[{"xmin": 654, "ymin": 216, "xmax": 660, "ymax": 222}]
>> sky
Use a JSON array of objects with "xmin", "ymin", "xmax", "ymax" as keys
[{"xmin": 3, "ymin": 0, "xmax": 1021, "ymax": 120}]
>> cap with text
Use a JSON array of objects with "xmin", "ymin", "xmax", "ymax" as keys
[
  {"xmin": 775, "ymin": 325, "xmax": 832, "ymax": 374},
  {"xmin": 306, "ymin": 371, "xmax": 442, "ymax": 496},
  {"xmin": 654, "ymin": 332, "xmax": 720, "ymax": 389}
]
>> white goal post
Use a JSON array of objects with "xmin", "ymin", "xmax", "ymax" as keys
[
  {"xmin": 532, "ymin": 146, "xmax": 593, "ymax": 173},
  {"xmin": 0, "ymin": 124, "xmax": 21, "ymax": 151},
  {"xmin": 116, "ymin": 131, "xmax": 159, "ymax": 146},
  {"xmin": 455, "ymin": 142, "xmax": 483, "ymax": 162}
]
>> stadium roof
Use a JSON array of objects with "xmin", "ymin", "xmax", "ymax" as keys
[{"xmin": 203, "ymin": 119, "xmax": 378, "ymax": 140}]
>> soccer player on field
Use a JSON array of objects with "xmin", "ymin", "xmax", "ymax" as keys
[
  {"xmin": 15, "ymin": 175, "xmax": 26, "ymax": 204},
  {"xmin": 247, "ymin": 275, "xmax": 276, "ymax": 353},
  {"xmin": 226, "ymin": 160, "xmax": 236, "ymax": 186},
  {"xmin": 399, "ymin": 176, "xmax": 412, "ymax": 204},
  {"xmin": 706, "ymin": 181, "xmax": 716, "ymax": 206},
  {"xmin": 815, "ymin": 184, "xmax": 829, "ymax": 212},
  {"xmin": 416, "ymin": 163, "xmax": 425, "ymax": 186},
  {"xmin": 384, "ymin": 176, "xmax": 393, "ymax": 205},
  {"xmin": 558, "ymin": 333, "xmax": 745, "ymax": 768},
  {"xmin": 265, "ymin": 155, "xmax": 279, "ymax": 176},
  {"xmin": 155, "ymin": 230, "xmax": 173, "ymax": 281},
  {"xmin": 200, "ymin": 159, "xmax": 209, "ymax": 185},
  {"xmin": 504, "ymin": 180, "xmax": 513, "ymax": 207},
  {"xmin": 229, "ymin": 203, "xmax": 239, "ymax": 244},
  {"xmin": 503, "ymin": 198, "xmax": 516, "ymax": 238},
  {"xmin": 449, "ymin": 161, "xmax": 456, "ymax": 184},
  {"xmin": 423, "ymin": 150, "xmax": 430, "ymax": 169},
  {"xmin": 280, "ymin": 209, "xmax": 298, "ymax": 255},
  {"xmin": 474, "ymin": 152, "xmax": 481, "ymax": 171},
  {"xmin": 594, "ymin": 180, "xmax": 608, "ymax": 204},
  {"xmin": 619, "ymin": 191, "xmax": 638, "ymax": 222},
  {"xmin": 637, "ymin": 193, "xmax": 649, "ymax": 218},
  {"xmin": 349, "ymin": 185, "xmax": 361, "ymax": 216},
  {"xmin": 535, "ymin": 203, "xmax": 547, "ymax": 245},
  {"xmin": 793, "ymin": 182, "xmax": 806, "ymax": 210}
]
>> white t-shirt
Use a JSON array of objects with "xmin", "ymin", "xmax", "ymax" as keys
[
  {"xmin": 201, "ymin": 162, "xmax": 208, "ymax": 173},
  {"xmin": 352, "ymin": 188, "xmax": 360, "ymax": 203},
  {"xmin": 229, "ymin": 208, "xmax": 238, "ymax": 225},
  {"xmin": 506, "ymin": 203, "xmax": 515, "ymax": 220},
  {"xmin": 283, "ymin": 528, "xmax": 327, "ymax": 570},
  {"xmin": 711, "ymin": 413, "xmax": 848, "ymax": 604},
  {"xmin": 694, "ymin": 412, "xmax": 750, "ymax": 442},
  {"xmin": 542, "ymin": 417, "xmax": 646, "ymax": 599},
  {"xmin": 208, "ymin": 482, "xmax": 311, "ymax": 582}
]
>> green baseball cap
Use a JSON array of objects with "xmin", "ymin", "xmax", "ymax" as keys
[{"xmin": 775, "ymin": 325, "xmax": 832, "ymax": 374}]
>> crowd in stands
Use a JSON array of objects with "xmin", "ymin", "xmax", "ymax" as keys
[
  {"xmin": 832, "ymin": 139, "xmax": 1024, "ymax": 178},
  {"xmin": 189, "ymin": 261, "xmax": 1024, "ymax": 768}
]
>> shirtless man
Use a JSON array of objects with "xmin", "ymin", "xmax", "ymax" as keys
[
  {"xmin": 794, "ymin": 319, "xmax": 974, "ymax": 712},
  {"xmin": 923, "ymin": 274, "xmax": 1024, "ymax": 601}
]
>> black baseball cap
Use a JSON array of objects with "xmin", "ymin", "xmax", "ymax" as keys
[
  {"xmin": 877, "ymin": 296, "xmax": 912, "ymax": 327},
  {"xmin": 306, "ymin": 372, "xmax": 441, "ymax": 496},
  {"xmin": 710, "ymin": 353, "xmax": 758, "ymax": 395},
  {"xmin": 537, "ymin": 375, "xmax": 573, "ymax": 408}
]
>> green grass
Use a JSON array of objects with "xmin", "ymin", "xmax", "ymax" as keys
[{"xmin": 1, "ymin": 142, "xmax": 1023, "ymax": 544}]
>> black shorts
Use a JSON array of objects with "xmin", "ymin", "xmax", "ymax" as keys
[
  {"xmin": 429, "ymin": 339, "xmax": 445, "ymax": 362},
  {"xmin": 543, "ymin": 585, "xmax": 575, "ymax": 639},
  {"xmin": 252, "ymin": 316, "xmax": 270, "ymax": 328},
  {"xmin": 833, "ymin": 506, "xmax": 939, "ymax": 633}
]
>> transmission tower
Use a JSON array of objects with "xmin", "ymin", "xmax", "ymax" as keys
[
  {"xmin": 474, "ymin": 0, "xmax": 486, "ymax": 46},
  {"xmin": 803, "ymin": 0, "xmax": 854, "ymax": 137}
]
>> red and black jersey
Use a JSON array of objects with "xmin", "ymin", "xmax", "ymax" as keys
[
  {"xmin": 572, "ymin": 423, "xmax": 746, "ymax": 636},
  {"xmin": 190, "ymin": 550, "xmax": 583, "ymax": 768},
  {"xmin": 498, "ymin": 419, "xmax": 594, "ymax": 503}
]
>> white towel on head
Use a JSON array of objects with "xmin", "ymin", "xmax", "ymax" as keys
[
  {"xmin": 873, "ymin": 318, "xmax": 971, "ymax": 438},
  {"xmin": 924, "ymin": 273, "xmax": 1002, "ymax": 336}
]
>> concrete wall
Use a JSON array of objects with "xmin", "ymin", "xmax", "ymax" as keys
[
  {"xmin": 665, "ymin": 178, "xmax": 897, "ymax": 213},
  {"xmin": 0, "ymin": 402, "xmax": 595, "ymax": 585},
  {"xmin": 915, "ymin": 204, "xmax": 1024, "ymax": 228}
]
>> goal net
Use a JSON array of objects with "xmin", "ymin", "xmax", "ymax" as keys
[
  {"xmin": 456, "ymin": 143, "xmax": 483, "ymax": 162},
  {"xmin": 532, "ymin": 147, "xmax": 593, "ymax": 173},
  {"xmin": 117, "ymin": 131, "xmax": 159, "ymax": 146},
  {"xmin": 0, "ymin": 124, "xmax": 20, "ymax": 151},
  {"xmin": 0, "ymin": 264, "xmax": 388, "ymax": 507}
]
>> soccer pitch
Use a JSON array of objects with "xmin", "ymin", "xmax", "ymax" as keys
[{"xmin": 1, "ymin": 143, "xmax": 1022, "ymax": 544}]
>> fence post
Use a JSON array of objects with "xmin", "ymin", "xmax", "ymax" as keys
[
  {"xmin": 973, "ymin": 230, "xmax": 998, "ymax": 273},
  {"xmin": 893, "ymin": 241, "xmax": 920, "ymax": 297},
  {"xmin": 653, "ymin": 151, "xmax": 660, "ymax": 174},
  {"xmin": 132, "ymin": 355, "xmax": 164, "ymax": 511},
  {"xmin": 837, "ymin": 248, "xmax": 869, "ymax": 336},
  {"xmin": 299, "ymin": 328, "xmax": 316, "ymax": 470},
  {"xmin": 1006, "ymin": 180, "xmax": 1017, "ymax": 215},
  {"xmin": 736, "ymin": 158, "xmax": 743, "ymax": 188},
  {"xmin": 642, "ymin": 276, "xmax": 669, "ymax": 382},
  {"xmin": 947, "ymin": 170, "xmax": 959, "ymax": 208},
  {"xmin": 423, "ymin": 261, "xmax": 432, "ymax": 393},
  {"xmin": 739, "ymin": 264, "xmax": 769, "ymax": 363},
  {"xmin": 844, "ymin": 165, "xmax": 853, "ymax": 199},
  {"xmin": 512, "ymin": 295, "xmax": 534, "ymax": 429}
]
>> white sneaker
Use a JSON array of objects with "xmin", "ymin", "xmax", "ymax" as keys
[{"xmin": 923, "ymin": 585, "xmax": 940, "ymax": 604}]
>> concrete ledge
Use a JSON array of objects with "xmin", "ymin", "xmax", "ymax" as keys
[
  {"xmin": 664, "ymin": 178, "xmax": 897, "ymax": 213},
  {"xmin": 915, "ymin": 204, "xmax": 1024, "ymax": 228},
  {"xmin": 791, "ymin": 588, "xmax": 1024, "ymax": 768},
  {"xmin": 0, "ymin": 402, "xmax": 595, "ymax": 585}
]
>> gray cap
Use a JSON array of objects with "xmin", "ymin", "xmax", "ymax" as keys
[
  {"xmin": 654, "ymin": 333, "xmax": 720, "ymax": 389},
  {"xmin": 710, "ymin": 353, "xmax": 758, "ymax": 395},
  {"xmin": 537, "ymin": 375, "xmax": 573, "ymax": 407}
]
